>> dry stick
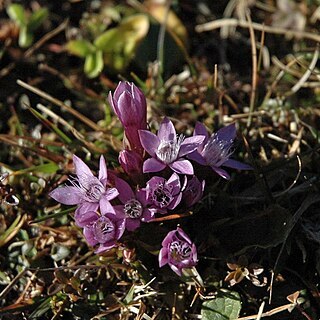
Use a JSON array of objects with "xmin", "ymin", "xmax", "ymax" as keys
[
  {"xmin": 236, "ymin": 303, "xmax": 294, "ymax": 320},
  {"xmin": 246, "ymin": 12, "xmax": 257, "ymax": 128},
  {"xmin": 257, "ymin": 26, "xmax": 266, "ymax": 72},
  {"xmin": 196, "ymin": 18, "xmax": 320, "ymax": 43},
  {"xmin": 36, "ymin": 103, "xmax": 107, "ymax": 153},
  {"xmin": 286, "ymin": 45, "xmax": 319, "ymax": 96},
  {"xmin": 17, "ymin": 79, "xmax": 104, "ymax": 132},
  {"xmin": 24, "ymin": 19, "xmax": 69, "ymax": 58}
]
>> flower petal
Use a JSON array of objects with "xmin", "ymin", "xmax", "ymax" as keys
[
  {"xmin": 143, "ymin": 158, "xmax": 166, "ymax": 173},
  {"xmin": 179, "ymin": 135, "xmax": 205, "ymax": 157},
  {"xmin": 158, "ymin": 117, "xmax": 176, "ymax": 141},
  {"xmin": 125, "ymin": 218, "xmax": 140, "ymax": 231},
  {"xmin": 194, "ymin": 122, "xmax": 208, "ymax": 138},
  {"xmin": 49, "ymin": 186, "xmax": 82, "ymax": 205},
  {"xmin": 105, "ymin": 187, "xmax": 119, "ymax": 201},
  {"xmin": 115, "ymin": 178, "xmax": 135, "ymax": 203},
  {"xmin": 98, "ymin": 156, "xmax": 108, "ymax": 184},
  {"xmin": 95, "ymin": 241, "xmax": 117, "ymax": 253},
  {"xmin": 211, "ymin": 166, "xmax": 230, "ymax": 180},
  {"xmin": 216, "ymin": 123, "xmax": 236, "ymax": 141},
  {"xmin": 187, "ymin": 151, "xmax": 207, "ymax": 165},
  {"xmin": 138, "ymin": 130, "xmax": 159, "ymax": 157},
  {"xmin": 83, "ymin": 226, "xmax": 98, "ymax": 246},
  {"xmin": 159, "ymin": 248, "xmax": 169, "ymax": 267},
  {"xmin": 223, "ymin": 159, "xmax": 252, "ymax": 170},
  {"xmin": 167, "ymin": 192, "xmax": 182, "ymax": 210},
  {"xmin": 169, "ymin": 159, "xmax": 194, "ymax": 175},
  {"xmin": 73, "ymin": 155, "xmax": 93, "ymax": 181},
  {"xmin": 75, "ymin": 209, "xmax": 98, "ymax": 227},
  {"xmin": 100, "ymin": 197, "xmax": 115, "ymax": 215}
]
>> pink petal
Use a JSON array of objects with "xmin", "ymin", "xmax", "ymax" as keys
[
  {"xmin": 125, "ymin": 218, "xmax": 140, "ymax": 231},
  {"xmin": 179, "ymin": 135, "xmax": 205, "ymax": 157},
  {"xmin": 49, "ymin": 186, "xmax": 82, "ymax": 205},
  {"xmin": 223, "ymin": 159, "xmax": 252, "ymax": 170},
  {"xmin": 167, "ymin": 192, "xmax": 182, "ymax": 210},
  {"xmin": 98, "ymin": 156, "xmax": 108, "ymax": 183},
  {"xmin": 211, "ymin": 166, "xmax": 230, "ymax": 180},
  {"xmin": 83, "ymin": 226, "xmax": 98, "ymax": 246},
  {"xmin": 170, "ymin": 159, "xmax": 194, "ymax": 175},
  {"xmin": 159, "ymin": 248, "xmax": 169, "ymax": 267},
  {"xmin": 143, "ymin": 158, "xmax": 166, "ymax": 173},
  {"xmin": 138, "ymin": 130, "xmax": 159, "ymax": 157},
  {"xmin": 158, "ymin": 117, "xmax": 176, "ymax": 141},
  {"xmin": 216, "ymin": 123, "xmax": 236, "ymax": 141},
  {"xmin": 115, "ymin": 178, "xmax": 134, "ymax": 203},
  {"xmin": 75, "ymin": 209, "xmax": 98, "ymax": 227},
  {"xmin": 95, "ymin": 241, "xmax": 117, "ymax": 253},
  {"xmin": 73, "ymin": 155, "xmax": 93, "ymax": 181},
  {"xmin": 100, "ymin": 197, "xmax": 115, "ymax": 215},
  {"xmin": 194, "ymin": 122, "xmax": 208, "ymax": 138}
]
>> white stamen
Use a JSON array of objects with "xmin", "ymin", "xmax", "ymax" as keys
[
  {"xmin": 156, "ymin": 134, "xmax": 185, "ymax": 164},
  {"xmin": 202, "ymin": 134, "xmax": 234, "ymax": 167}
]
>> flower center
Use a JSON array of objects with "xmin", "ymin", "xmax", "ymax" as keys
[
  {"xmin": 93, "ymin": 216, "xmax": 115, "ymax": 243},
  {"xmin": 202, "ymin": 134, "xmax": 234, "ymax": 167},
  {"xmin": 70, "ymin": 175, "xmax": 106, "ymax": 202},
  {"xmin": 169, "ymin": 240, "xmax": 192, "ymax": 262},
  {"xmin": 124, "ymin": 199, "xmax": 143, "ymax": 218},
  {"xmin": 156, "ymin": 134, "xmax": 184, "ymax": 164},
  {"xmin": 152, "ymin": 183, "xmax": 173, "ymax": 208}
]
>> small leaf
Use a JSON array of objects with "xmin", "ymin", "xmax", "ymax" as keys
[
  {"xmin": 201, "ymin": 290, "xmax": 241, "ymax": 320},
  {"xmin": 66, "ymin": 39, "xmax": 95, "ymax": 58},
  {"xmin": 84, "ymin": 50, "xmax": 104, "ymax": 78},
  {"xmin": 94, "ymin": 14, "xmax": 149, "ymax": 72},
  {"xmin": 19, "ymin": 26, "xmax": 33, "ymax": 48},
  {"xmin": 7, "ymin": 4, "xmax": 26, "ymax": 26},
  {"xmin": 28, "ymin": 8, "xmax": 48, "ymax": 32}
]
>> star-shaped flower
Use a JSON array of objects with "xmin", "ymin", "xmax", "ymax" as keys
[
  {"xmin": 188, "ymin": 122, "xmax": 252, "ymax": 179},
  {"xmin": 49, "ymin": 155, "xmax": 119, "ymax": 226},
  {"xmin": 113, "ymin": 177, "xmax": 155, "ymax": 231},
  {"xmin": 139, "ymin": 117, "xmax": 205, "ymax": 175}
]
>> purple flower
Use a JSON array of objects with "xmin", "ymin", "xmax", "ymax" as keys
[
  {"xmin": 188, "ymin": 122, "xmax": 252, "ymax": 180},
  {"xmin": 49, "ymin": 155, "xmax": 119, "ymax": 225},
  {"xmin": 118, "ymin": 149, "xmax": 143, "ymax": 178},
  {"xmin": 113, "ymin": 178, "xmax": 155, "ymax": 231},
  {"xmin": 108, "ymin": 81, "xmax": 147, "ymax": 153},
  {"xmin": 145, "ymin": 173, "xmax": 182, "ymax": 214},
  {"xmin": 182, "ymin": 176, "xmax": 205, "ymax": 207},
  {"xmin": 159, "ymin": 227, "xmax": 197, "ymax": 276},
  {"xmin": 82, "ymin": 208, "xmax": 126, "ymax": 254},
  {"xmin": 139, "ymin": 117, "xmax": 205, "ymax": 175}
]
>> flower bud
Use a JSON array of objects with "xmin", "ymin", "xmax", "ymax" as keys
[{"xmin": 108, "ymin": 81, "xmax": 147, "ymax": 153}]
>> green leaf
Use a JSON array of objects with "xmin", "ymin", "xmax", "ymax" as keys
[
  {"xmin": 29, "ymin": 8, "xmax": 48, "ymax": 32},
  {"xmin": 84, "ymin": 50, "xmax": 104, "ymax": 78},
  {"xmin": 94, "ymin": 14, "xmax": 149, "ymax": 72},
  {"xmin": 7, "ymin": 4, "xmax": 26, "ymax": 26},
  {"xmin": 18, "ymin": 26, "xmax": 33, "ymax": 48},
  {"xmin": 66, "ymin": 39, "xmax": 95, "ymax": 58},
  {"xmin": 15, "ymin": 162, "xmax": 59, "ymax": 175},
  {"xmin": 201, "ymin": 290, "xmax": 241, "ymax": 320}
]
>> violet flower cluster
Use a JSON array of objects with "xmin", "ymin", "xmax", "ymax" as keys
[{"xmin": 50, "ymin": 81, "xmax": 251, "ymax": 275}]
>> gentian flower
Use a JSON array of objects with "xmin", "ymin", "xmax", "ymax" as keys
[
  {"xmin": 113, "ymin": 178, "xmax": 155, "ymax": 231},
  {"xmin": 145, "ymin": 172, "xmax": 182, "ymax": 214},
  {"xmin": 49, "ymin": 155, "xmax": 119, "ymax": 225},
  {"xmin": 108, "ymin": 81, "xmax": 147, "ymax": 153},
  {"xmin": 82, "ymin": 208, "xmax": 126, "ymax": 254},
  {"xmin": 118, "ymin": 149, "xmax": 143, "ymax": 178},
  {"xmin": 159, "ymin": 227, "xmax": 197, "ymax": 276},
  {"xmin": 182, "ymin": 176, "xmax": 205, "ymax": 207},
  {"xmin": 139, "ymin": 117, "xmax": 205, "ymax": 174},
  {"xmin": 188, "ymin": 122, "xmax": 252, "ymax": 179}
]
